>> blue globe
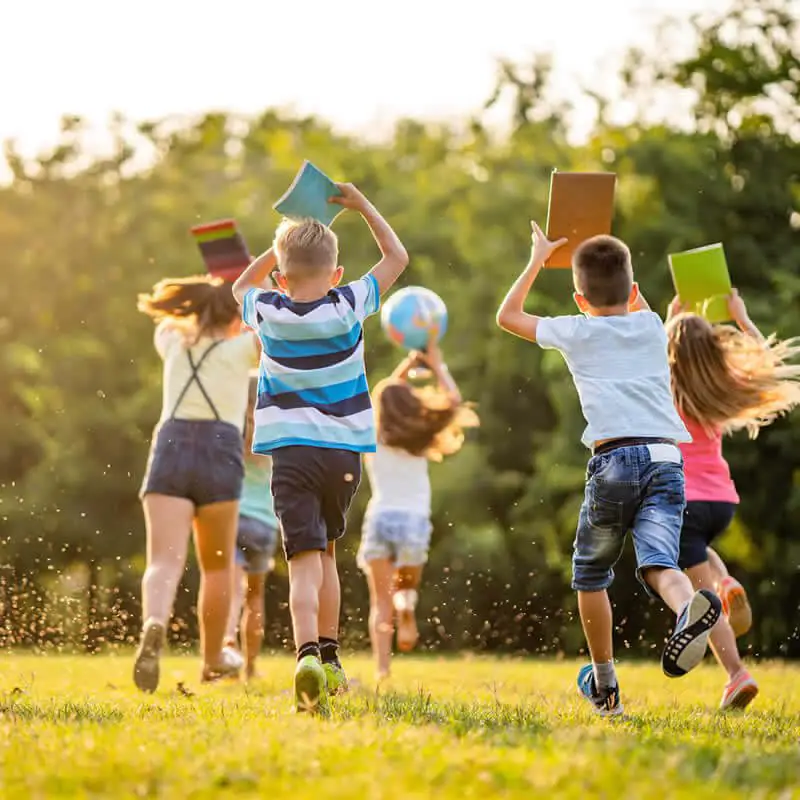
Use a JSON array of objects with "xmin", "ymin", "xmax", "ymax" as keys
[{"xmin": 380, "ymin": 286, "xmax": 448, "ymax": 351}]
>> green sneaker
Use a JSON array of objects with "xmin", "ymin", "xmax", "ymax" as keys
[
  {"xmin": 294, "ymin": 655, "xmax": 329, "ymax": 715},
  {"xmin": 323, "ymin": 662, "xmax": 349, "ymax": 696}
]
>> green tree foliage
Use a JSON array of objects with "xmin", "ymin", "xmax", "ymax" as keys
[{"xmin": 0, "ymin": 0, "xmax": 797, "ymax": 656}]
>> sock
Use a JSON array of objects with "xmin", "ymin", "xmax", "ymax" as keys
[
  {"xmin": 296, "ymin": 641, "xmax": 320, "ymax": 662},
  {"xmin": 393, "ymin": 589, "xmax": 418, "ymax": 613},
  {"xmin": 319, "ymin": 637, "xmax": 341, "ymax": 666},
  {"xmin": 593, "ymin": 660, "xmax": 617, "ymax": 691}
]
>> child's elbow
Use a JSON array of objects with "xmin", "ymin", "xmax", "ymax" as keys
[
  {"xmin": 495, "ymin": 308, "xmax": 510, "ymax": 330},
  {"xmin": 395, "ymin": 247, "xmax": 410, "ymax": 269}
]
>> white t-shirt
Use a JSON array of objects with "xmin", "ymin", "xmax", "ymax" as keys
[
  {"xmin": 155, "ymin": 324, "xmax": 257, "ymax": 429},
  {"xmin": 536, "ymin": 311, "xmax": 690, "ymax": 449},
  {"xmin": 365, "ymin": 444, "xmax": 431, "ymax": 516}
]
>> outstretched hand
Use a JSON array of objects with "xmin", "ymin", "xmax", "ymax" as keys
[
  {"xmin": 667, "ymin": 295, "xmax": 688, "ymax": 319},
  {"xmin": 530, "ymin": 221, "xmax": 567, "ymax": 266},
  {"xmin": 328, "ymin": 182, "xmax": 370, "ymax": 211},
  {"xmin": 727, "ymin": 288, "xmax": 749, "ymax": 325}
]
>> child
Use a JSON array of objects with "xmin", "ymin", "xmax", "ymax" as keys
[
  {"xmin": 359, "ymin": 339, "xmax": 478, "ymax": 681},
  {"xmin": 135, "ymin": 275, "xmax": 258, "ymax": 691},
  {"xmin": 666, "ymin": 290, "xmax": 800, "ymax": 709},
  {"xmin": 232, "ymin": 183, "xmax": 408, "ymax": 714},
  {"xmin": 496, "ymin": 224, "xmax": 722, "ymax": 717},
  {"xmin": 223, "ymin": 372, "xmax": 278, "ymax": 680}
]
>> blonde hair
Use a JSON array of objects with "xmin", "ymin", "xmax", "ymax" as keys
[
  {"xmin": 666, "ymin": 312, "xmax": 800, "ymax": 437},
  {"xmin": 274, "ymin": 218, "xmax": 338, "ymax": 277},
  {"xmin": 137, "ymin": 275, "xmax": 239, "ymax": 342},
  {"xmin": 373, "ymin": 379, "xmax": 479, "ymax": 461}
]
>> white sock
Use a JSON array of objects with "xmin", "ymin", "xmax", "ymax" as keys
[
  {"xmin": 593, "ymin": 660, "xmax": 617, "ymax": 691},
  {"xmin": 393, "ymin": 589, "xmax": 418, "ymax": 613}
]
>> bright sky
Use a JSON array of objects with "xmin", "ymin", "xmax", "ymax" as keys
[{"xmin": 1, "ymin": 0, "xmax": 729, "ymax": 158}]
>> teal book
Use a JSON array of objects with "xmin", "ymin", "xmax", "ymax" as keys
[
  {"xmin": 668, "ymin": 243, "xmax": 732, "ymax": 323},
  {"xmin": 273, "ymin": 161, "xmax": 344, "ymax": 226}
]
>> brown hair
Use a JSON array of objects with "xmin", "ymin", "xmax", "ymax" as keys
[
  {"xmin": 373, "ymin": 380, "xmax": 479, "ymax": 461},
  {"xmin": 274, "ymin": 217, "xmax": 338, "ymax": 277},
  {"xmin": 137, "ymin": 275, "xmax": 240, "ymax": 342},
  {"xmin": 667, "ymin": 312, "xmax": 800, "ymax": 437},
  {"xmin": 573, "ymin": 235, "xmax": 633, "ymax": 307}
]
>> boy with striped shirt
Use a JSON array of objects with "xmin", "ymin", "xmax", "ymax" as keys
[{"xmin": 233, "ymin": 184, "xmax": 408, "ymax": 713}]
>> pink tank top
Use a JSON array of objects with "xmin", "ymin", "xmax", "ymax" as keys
[{"xmin": 679, "ymin": 414, "xmax": 740, "ymax": 504}]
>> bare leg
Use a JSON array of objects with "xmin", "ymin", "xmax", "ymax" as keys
[
  {"xmin": 365, "ymin": 558, "xmax": 394, "ymax": 679},
  {"xmin": 141, "ymin": 494, "xmax": 193, "ymax": 625},
  {"xmin": 577, "ymin": 589, "xmax": 614, "ymax": 663},
  {"xmin": 685, "ymin": 561, "xmax": 743, "ymax": 679},
  {"xmin": 706, "ymin": 547, "xmax": 730, "ymax": 586},
  {"xmin": 193, "ymin": 499, "xmax": 238, "ymax": 668},
  {"xmin": 642, "ymin": 566, "xmax": 696, "ymax": 614},
  {"xmin": 288, "ymin": 550, "xmax": 324, "ymax": 649},
  {"xmin": 242, "ymin": 572, "xmax": 267, "ymax": 678},
  {"xmin": 395, "ymin": 565, "xmax": 423, "ymax": 652},
  {"xmin": 225, "ymin": 564, "xmax": 247, "ymax": 646},
  {"xmin": 317, "ymin": 542, "xmax": 340, "ymax": 642}
]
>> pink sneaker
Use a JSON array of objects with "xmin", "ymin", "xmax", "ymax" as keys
[
  {"xmin": 718, "ymin": 577, "xmax": 753, "ymax": 638},
  {"xmin": 720, "ymin": 670, "xmax": 758, "ymax": 710}
]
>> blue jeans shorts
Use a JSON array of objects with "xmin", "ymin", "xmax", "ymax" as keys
[
  {"xmin": 572, "ymin": 442, "xmax": 685, "ymax": 597},
  {"xmin": 357, "ymin": 510, "xmax": 433, "ymax": 569},
  {"xmin": 140, "ymin": 419, "xmax": 244, "ymax": 507},
  {"xmin": 236, "ymin": 515, "xmax": 278, "ymax": 574}
]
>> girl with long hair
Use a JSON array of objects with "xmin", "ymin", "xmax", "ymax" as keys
[
  {"xmin": 134, "ymin": 275, "xmax": 258, "ymax": 691},
  {"xmin": 666, "ymin": 289, "xmax": 800, "ymax": 709},
  {"xmin": 359, "ymin": 338, "xmax": 478, "ymax": 681}
]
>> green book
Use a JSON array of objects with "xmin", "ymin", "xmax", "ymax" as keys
[{"xmin": 668, "ymin": 243, "xmax": 733, "ymax": 323}]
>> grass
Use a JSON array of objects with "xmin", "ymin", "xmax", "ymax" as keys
[{"xmin": 0, "ymin": 654, "xmax": 798, "ymax": 799}]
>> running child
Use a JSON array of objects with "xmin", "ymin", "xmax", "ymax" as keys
[
  {"xmin": 233, "ymin": 183, "xmax": 408, "ymax": 714},
  {"xmin": 359, "ymin": 339, "xmax": 478, "ymax": 681},
  {"xmin": 223, "ymin": 371, "xmax": 279, "ymax": 680},
  {"xmin": 496, "ymin": 225, "xmax": 722, "ymax": 716},
  {"xmin": 666, "ymin": 289, "xmax": 800, "ymax": 709},
  {"xmin": 135, "ymin": 275, "xmax": 258, "ymax": 691}
]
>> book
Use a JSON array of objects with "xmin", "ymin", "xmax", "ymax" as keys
[
  {"xmin": 544, "ymin": 170, "xmax": 617, "ymax": 268},
  {"xmin": 190, "ymin": 219, "xmax": 251, "ymax": 282},
  {"xmin": 272, "ymin": 161, "xmax": 344, "ymax": 226},
  {"xmin": 668, "ymin": 243, "xmax": 732, "ymax": 323}
]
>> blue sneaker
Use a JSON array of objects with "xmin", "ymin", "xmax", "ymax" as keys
[
  {"xmin": 662, "ymin": 589, "xmax": 722, "ymax": 678},
  {"xmin": 577, "ymin": 664, "xmax": 623, "ymax": 717}
]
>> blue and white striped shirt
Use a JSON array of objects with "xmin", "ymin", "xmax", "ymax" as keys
[{"xmin": 242, "ymin": 274, "xmax": 380, "ymax": 454}]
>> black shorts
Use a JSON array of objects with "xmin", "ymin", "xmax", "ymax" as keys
[
  {"xmin": 271, "ymin": 446, "xmax": 362, "ymax": 560},
  {"xmin": 140, "ymin": 419, "xmax": 244, "ymax": 507},
  {"xmin": 678, "ymin": 500, "xmax": 737, "ymax": 569}
]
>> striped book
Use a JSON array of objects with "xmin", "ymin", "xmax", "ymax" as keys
[{"xmin": 190, "ymin": 219, "xmax": 251, "ymax": 282}]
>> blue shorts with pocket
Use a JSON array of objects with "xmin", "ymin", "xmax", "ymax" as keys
[
  {"xmin": 236, "ymin": 514, "xmax": 278, "ymax": 574},
  {"xmin": 357, "ymin": 510, "xmax": 433, "ymax": 569},
  {"xmin": 140, "ymin": 419, "xmax": 244, "ymax": 507},
  {"xmin": 271, "ymin": 445, "xmax": 361, "ymax": 561},
  {"xmin": 572, "ymin": 441, "xmax": 685, "ymax": 597}
]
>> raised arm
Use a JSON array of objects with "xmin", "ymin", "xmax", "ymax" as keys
[
  {"xmin": 628, "ymin": 283, "xmax": 651, "ymax": 312},
  {"xmin": 329, "ymin": 183, "xmax": 409, "ymax": 294},
  {"xmin": 496, "ymin": 221, "xmax": 567, "ymax": 343},
  {"xmin": 232, "ymin": 247, "xmax": 277, "ymax": 305},
  {"xmin": 728, "ymin": 288, "xmax": 766, "ymax": 343},
  {"xmin": 388, "ymin": 351, "xmax": 421, "ymax": 382}
]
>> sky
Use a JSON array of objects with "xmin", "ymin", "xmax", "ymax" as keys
[{"xmin": 1, "ymin": 0, "xmax": 730, "ymax": 159}]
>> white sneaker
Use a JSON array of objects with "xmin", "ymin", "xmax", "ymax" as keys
[{"xmin": 202, "ymin": 646, "xmax": 244, "ymax": 683}]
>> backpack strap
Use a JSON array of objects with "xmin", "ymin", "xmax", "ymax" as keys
[{"xmin": 169, "ymin": 340, "xmax": 224, "ymax": 420}]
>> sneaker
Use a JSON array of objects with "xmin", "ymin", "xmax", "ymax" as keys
[
  {"xmin": 294, "ymin": 655, "xmax": 330, "ymax": 715},
  {"xmin": 201, "ymin": 646, "xmax": 244, "ymax": 683},
  {"xmin": 718, "ymin": 577, "xmax": 753, "ymax": 638},
  {"xmin": 577, "ymin": 664, "xmax": 623, "ymax": 717},
  {"xmin": 720, "ymin": 670, "xmax": 759, "ymax": 710},
  {"xmin": 133, "ymin": 620, "xmax": 165, "ymax": 693},
  {"xmin": 323, "ymin": 662, "xmax": 349, "ymax": 696},
  {"xmin": 662, "ymin": 589, "xmax": 722, "ymax": 678}
]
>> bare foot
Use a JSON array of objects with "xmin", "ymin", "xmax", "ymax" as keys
[{"xmin": 396, "ymin": 609, "xmax": 419, "ymax": 652}]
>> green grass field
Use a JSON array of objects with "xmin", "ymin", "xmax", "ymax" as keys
[{"xmin": 0, "ymin": 654, "xmax": 798, "ymax": 799}]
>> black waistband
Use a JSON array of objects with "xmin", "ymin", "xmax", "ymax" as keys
[{"xmin": 592, "ymin": 437, "xmax": 677, "ymax": 457}]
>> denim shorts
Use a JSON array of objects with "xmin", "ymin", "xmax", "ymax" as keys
[
  {"xmin": 572, "ymin": 442, "xmax": 685, "ymax": 597},
  {"xmin": 235, "ymin": 514, "xmax": 278, "ymax": 574},
  {"xmin": 140, "ymin": 419, "xmax": 244, "ymax": 507},
  {"xmin": 678, "ymin": 501, "xmax": 737, "ymax": 570},
  {"xmin": 357, "ymin": 510, "xmax": 433, "ymax": 569},
  {"xmin": 270, "ymin": 446, "xmax": 361, "ymax": 560}
]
